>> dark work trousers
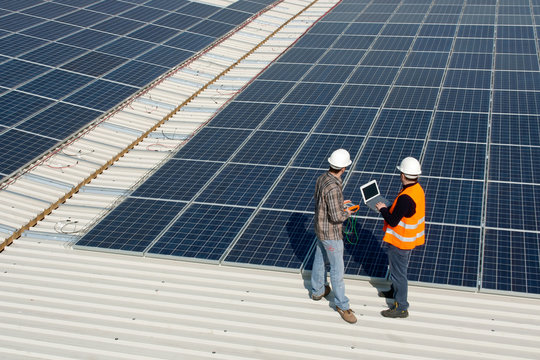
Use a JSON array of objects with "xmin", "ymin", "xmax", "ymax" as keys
[{"xmin": 384, "ymin": 242, "xmax": 412, "ymax": 311}]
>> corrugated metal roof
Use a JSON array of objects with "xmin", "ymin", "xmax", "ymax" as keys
[{"xmin": 1, "ymin": 237, "xmax": 540, "ymax": 360}]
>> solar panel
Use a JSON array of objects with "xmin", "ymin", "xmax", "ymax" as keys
[
  {"xmin": 131, "ymin": 159, "xmax": 224, "ymax": 201},
  {"xmin": 4, "ymin": 0, "xmax": 537, "ymax": 296},
  {"xmin": 148, "ymin": 204, "xmax": 254, "ymax": 262},
  {"xmin": 194, "ymin": 163, "xmax": 283, "ymax": 207},
  {"xmin": 483, "ymin": 229, "xmax": 540, "ymax": 293},
  {"xmin": 0, "ymin": 0, "xmax": 268, "ymax": 181},
  {"xmin": 222, "ymin": 210, "xmax": 315, "ymax": 271},
  {"xmin": 75, "ymin": 198, "xmax": 186, "ymax": 253}
]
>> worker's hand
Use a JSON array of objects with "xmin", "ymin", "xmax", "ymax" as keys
[
  {"xmin": 375, "ymin": 202, "xmax": 386, "ymax": 211},
  {"xmin": 345, "ymin": 208, "xmax": 352, "ymax": 216}
]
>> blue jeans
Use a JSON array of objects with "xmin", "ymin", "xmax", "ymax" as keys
[
  {"xmin": 384, "ymin": 242, "xmax": 412, "ymax": 311},
  {"xmin": 311, "ymin": 239, "xmax": 350, "ymax": 310}
]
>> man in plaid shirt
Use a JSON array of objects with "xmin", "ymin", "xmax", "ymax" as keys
[{"xmin": 311, "ymin": 149, "xmax": 357, "ymax": 324}]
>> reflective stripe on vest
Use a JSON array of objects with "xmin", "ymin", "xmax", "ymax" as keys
[{"xmin": 383, "ymin": 183, "xmax": 425, "ymax": 250}]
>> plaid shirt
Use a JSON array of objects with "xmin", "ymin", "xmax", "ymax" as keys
[{"xmin": 314, "ymin": 171, "xmax": 350, "ymax": 240}]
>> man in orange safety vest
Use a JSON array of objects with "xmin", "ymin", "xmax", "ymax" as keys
[{"xmin": 375, "ymin": 157, "xmax": 425, "ymax": 318}]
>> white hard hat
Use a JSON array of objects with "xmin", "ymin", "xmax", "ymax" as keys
[
  {"xmin": 397, "ymin": 157, "xmax": 421, "ymax": 179},
  {"xmin": 328, "ymin": 149, "xmax": 352, "ymax": 169}
]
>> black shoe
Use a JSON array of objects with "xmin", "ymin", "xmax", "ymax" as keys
[
  {"xmin": 378, "ymin": 289, "xmax": 394, "ymax": 299},
  {"xmin": 312, "ymin": 285, "xmax": 331, "ymax": 301},
  {"xmin": 381, "ymin": 307, "xmax": 409, "ymax": 318}
]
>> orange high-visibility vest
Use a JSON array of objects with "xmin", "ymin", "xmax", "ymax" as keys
[{"xmin": 383, "ymin": 182, "xmax": 425, "ymax": 250}]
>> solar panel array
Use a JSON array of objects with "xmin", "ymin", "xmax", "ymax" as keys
[
  {"xmin": 16, "ymin": 0, "xmax": 539, "ymax": 296},
  {"xmin": 0, "ymin": 0, "xmax": 273, "ymax": 181}
]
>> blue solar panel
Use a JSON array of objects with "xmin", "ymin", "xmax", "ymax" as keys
[
  {"xmin": 0, "ymin": 91, "xmax": 54, "ymax": 127},
  {"xmin": 155, "ymin": 12, "xmax": 200, "ymax": 30},
  {"xmin": 304, "ymin": 65, "xmax": 355, "ymax": 83},
  {"xmin": 409, "ymin": 224, "xmax": 480, "ymax": 288},
  {"xmin": 76, "ymin": 198, "xmax": 186, "ymax": 253},
  {"xmin": 210, "ymin": 8, "xmax": 251, "ymax": 25},
  {"xmin": 334, "ymin": 85, "xmax": 389, "ymax": 107},
  {"xmin": 430, "ymin": 111, "xmax": 488, "ymax": 143},
  {"xmin": 22, "ymin": 2, "xmax": 74, "ymax": 18},
  {"xmin": 19, "ymin": 70, "xmax": 93, "ymax": 99},
  {"xmin": 0, "ymin": 60, "xmax": 50, "ymax": 88},
  {"xmin": 489, "ymin": 145, "xmax": 540, "ymax": 183},
  {"xmin": 56, "ymin": 9, "xmax": 109, "ymax": 27},
  {"xmin": 495, "ymin": 71, "xmax": 540, "ymax": 91},
  {"xmin": 195, "ymin": 163, "xmax": 282, "ymax": 207},
  {"xmin": 292, "ymin": 134, "xmax": 364, "ymax": 169},
  {"xmin": 148, "ymin": 204, "xmax": 254, "ymax": 261},
  {"xmin": 493, "ymin": 90, "xmax": 540, "ymax": 114},
  {"xmin": 314, "ymin": 107, "xmax": 376, "ymax": 136},
  {"xmin": 223, "ymin": 210, "xmax": 315, "ymax": 270},
  {"xmin": 355, "ymin": 137, "xmax": 424, "ymax": 174},
  {"xmin": 64, "ymin": 80, "xmax": 138, "ymax": 111},
  {"xmin": 144, "ymin": 0, "xmax": 189, "ymax": 11},
  {"xmin": 91, "ymin": 17, "xmax": 144, "ymax": 35},
  {"xmin": 0, "ymin": 129, "xmax": 58, "ymax": 176},
  {"xmin": 496, "ymin": 54, "xmax": 539, "ymax": 71},
  {"xmin": 208, "ymin": 102, "xmax": 275, "ymax": 129},
  {"xmin": 349, "ymin": 66, "xmax": 399, "ymax": 85},
  {"xmin": 258, "ymin": 63, "xmax": 313, "ymax": 81},
  {"xmin": 20, "ymin": 43, "xmax": 87, "ymax": 66},
  {"xmin": 423, "ymin": 141, "xmax": 486, "ymax": 180},
  {"xmin": 371, "ymin": 109, "xmax": 431, "ymax": 139},
  {"xmin": 137, "ymin": 46, "xmax": 193, "ymax": 67},
  {"xmin": 485, "ymin": 182, "xmax": 540, "ymax": 232},
  {"xmin": 483, "ymin": 229, "xmax": 540, "ymax": 293},
  {"xmin": 174, "ymin": 128, "xmax": 252, "ymax": 162},
  {"xmin": 128, "ymin": 24, "xmax": 179, "ymax": 43},
  {"xmin": 60, "ymin": 29, "xmax": 118, "ymax": 49},
  {"xmin": 386, "ymin": 86, "xmax": 439, "ymax": 110},
  {"xmin": 425, "ymin": 178, "xmax": 484, "ymax": 226},
  {"xmin": 132, "ymin": 159, "xmax": 223, "ymax": 201},
  {"xmin": 284, "ymin": 83, "xmax": 341, "ymax": 105},
  {"xmin": 234, "ymin": 80, "xmax": 295, "ymax": 103},
  {"xmin": 122, "ymin": 5, "xmax": 167, "ymax": 22},
  {"xmin": 61, "ymin": 52, "xmax": 127, "ymax": 76},
  {"xmin": 260, "ymin": 104, "xmax": 325, "ymax": 132},
  {"xmin": 98, "ymin": 37, "xmax": 155, "ymax": 58},
  {"xmin": 189, "ymin": 20, "xmax": 234, "ymax": 37},
  {"xmin": 262, "ymin": 168, "xmax": 319, "ymax": 212},
  {"xmin": 21, "ymin": 21, "xmax": 80, "ymax": 40},
  {"xmin": 165, "ymin": 32, "xmax": 214, "ymax": 51},
  {"xmin": 334, "ymin": 35, "xmax": 375, "ymax": 50},
  {"xmin": 231, "ymin": 131, "xmax": 306, "ymax": 166},
  {"xmin": 491, "ymin": 114, "xmax": 540, "ymax": 146},
  {"xmin": 4, "ymin": 0, "xmax": 539, "ymax": 296},
  {"xmin": 16, "ymin": 103, "xmax": 101, "ymax": 139},
  {"xmin": 0, "ymin": 0, "xmax": 39, "ymax": 10},
  {"xmin": 104, "ymin": 61, "xmax": 168, "ymax": 87},
  {"xmin": 404, "ymin": 51, "xmax": 448, "ymax": 68},
  {"xmin": 179, "ymin": 2, "xmax": 218, "ymax": 17},
  {"xmin": 396, "ymin": 68, "xmax": 445, "ymax": 87},
  {"xmin": 0, "ymin": 34, "xmax": 48, "ymax": 56},
  {"xmin": 0, "ymin": 13, "xmax": 45, "ymax": 32}
]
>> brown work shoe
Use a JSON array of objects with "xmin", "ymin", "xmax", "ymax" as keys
[
  {"xmin": 312, "ymin": 285, "xmax": 331, "ymax": 301},
  {"xmin": 336, "ymin": 306, "xmax": 357, "ymax": 324}
]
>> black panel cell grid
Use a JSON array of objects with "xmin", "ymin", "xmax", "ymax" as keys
[
  {"xmin": 224, "ymin": 210, "xmax": 316, "ymax": 271},
  {"xmin": 76, "ymin": 198, "xmax": 186, "ymax": 253},
  {"xmin": 409, "ymin": 225, "xmax": 480, "ymax": 288},
  {"xmin": 131, "ymin": 159, "xmax": 224, "ymax": 202},
  {"xmin": 148, "ymin": 204, "xmax": 254, "ymax": 262},
  {"xmin": 483, "ymin": 229, "xmax": 540, "ymax": 293}
]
